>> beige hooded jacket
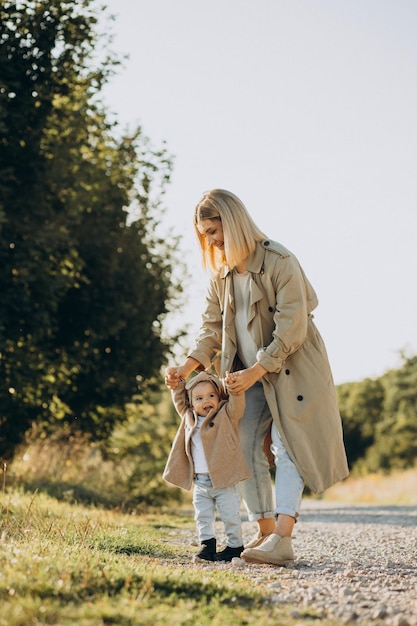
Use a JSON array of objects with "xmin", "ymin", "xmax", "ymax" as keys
[{"xmin": 163, "ymin": 372, "xmax": 251, "ymax": 490}]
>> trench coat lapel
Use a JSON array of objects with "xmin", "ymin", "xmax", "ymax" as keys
[
  {"xmin": 222, "ymin": 272, "xmax": 237, "ymax": 348},
  {"xmin": 248, "ymin": 278, "xmax": 263, "ymax": 326}
]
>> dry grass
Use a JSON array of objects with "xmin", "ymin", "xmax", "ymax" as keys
[
  {"xmin": 320, "ymin": 466, "xmax": 417, "ymax": 505},
  {"xmin": 6, "ymin": 428, "xmax": 179, "ymax": 511},
  {"xmin": 8, "ymin": 434, "xmax": 417, "ymax": 511}
]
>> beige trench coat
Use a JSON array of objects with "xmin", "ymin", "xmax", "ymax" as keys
[
  {"xmin": 163, "ymin": 372, "xmax": 251, "ymax": 490},
  {"xmin": 189, "ymin": 240, "xmax": 349, "ymax": 494}
]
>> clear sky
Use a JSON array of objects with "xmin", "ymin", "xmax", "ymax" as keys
[{"xmin": 100, "ymin": 0, "xmax": 417, "ymax": 385}]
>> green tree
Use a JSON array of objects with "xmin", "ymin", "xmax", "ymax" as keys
[
  {"xmin": 0, "ymin": 0, "xmax": 184, "ymax": 459},
  {"xmin": 337, "ymin": 354, "xmax": 417, "ymax": 475},
  {"xmin": 337, "ymin": 377, "xmax": 385, "ymax": 469},
  {"xmin": 359, "ymin": 355, "xmax": 417, "ymax": 472}
]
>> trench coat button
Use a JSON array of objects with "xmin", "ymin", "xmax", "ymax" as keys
[
  {"xmin": 209, "ymin": 422, "xmax": 215, "ymax": 427},
  {"xmin": 264, "ymin": 240, "xmax": 270, "ymax": 246},
  {"xmin": 285, "ymin": 369, "xmax": 290, "ymax": 375},
  {"xmin": 268, "ymin": 306, "xmax": 274, "ymax": 312},
  {"xmin": 297, "ymin": 395, "xmax": 303, "ymax": 401}
]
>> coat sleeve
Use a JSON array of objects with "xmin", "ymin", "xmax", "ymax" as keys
[
  {"xmin": 223, "ymin": 392, "xmax": 246, "ymax": 423},
  {"xmin": 257, "ymin": 253, "xmax": 313, "ymax": 373},
  {"xmin": 171, "ymin": 380, "xmax": 188, "ymax": 417},
  {"xmin": 163, "ymin": 382, "xmax": 194, "ymax": 490},
  {"xmin": 188, "ymin": 277, "xmax": 223, "ymax": 369}
]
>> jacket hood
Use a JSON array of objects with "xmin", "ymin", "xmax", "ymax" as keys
[{"xmin": 185, "ymin": 372, "xmax": 227, "ymax": 402}]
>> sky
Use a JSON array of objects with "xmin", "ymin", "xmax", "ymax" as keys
[{"xmin": 100, "ymin": 0, "xmax": 417, "ymax": 385}]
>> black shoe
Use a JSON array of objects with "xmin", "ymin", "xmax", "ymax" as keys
[
  {"xmin": 215, "ymin": 545, "xmax": 244, "ymax": 562},
  {"xmin": 194, "ymin": 538, "xmax": 217, "ymax": 562}
]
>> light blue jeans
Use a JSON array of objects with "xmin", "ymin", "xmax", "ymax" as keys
[
  {"xmin": 238, "ymin": 382, "xmax": 304, "ymax": 521},
  {"xmin": 271, "ymin": 421, "xmax": 304, "ymax": 519},
  {"xmin": 193, "ymin": 473, "xmax": 243, "ymax": 547}
]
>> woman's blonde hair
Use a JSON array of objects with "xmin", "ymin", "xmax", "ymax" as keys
[{"xmin": 193, "ymin": 189, "xmax": 266, "ymax": 272}]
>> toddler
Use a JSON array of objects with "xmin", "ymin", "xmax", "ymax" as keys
[{"xmin": 163, "ymin": 371, "xmax": 250, "ymax": 562}]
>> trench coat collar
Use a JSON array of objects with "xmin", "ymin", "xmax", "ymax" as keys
[{"xmin": 220, "ymin": 240, "xmax": 266, "ymax": 278}]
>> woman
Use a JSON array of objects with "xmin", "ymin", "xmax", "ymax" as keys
[{"xmin": 165, "ymin": 189, "xmax": 349, "ymax": 565}]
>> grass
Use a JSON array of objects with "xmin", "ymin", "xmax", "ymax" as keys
[
  {"xmin": 321, "ymin": 465, "xmax": 417, "ymax": 505},
  {"xmin": 1, "ymin": 489, "xmax": 340, "ymax": 626},
  {"xmin": 2, "ymin": 447, "xmax": 416, "ymax": 626}
]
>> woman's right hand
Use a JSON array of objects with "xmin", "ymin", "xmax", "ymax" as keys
[
  {"xmin": 164, "ymin": 357, "xmax": 202, "ymax": 389},
  {"xmin": 164, "ymin": 366, "xmax": 183, "ymax": 389}
]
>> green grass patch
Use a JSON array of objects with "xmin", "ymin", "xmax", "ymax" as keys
[{"xmin": 0, "ymin": 489, "xmax": 341, "ymax": 625}]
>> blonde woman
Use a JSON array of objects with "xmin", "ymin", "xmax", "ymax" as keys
[{"xmin": 165, "ymin": 189, "xmax": 349, "ymax": 566}]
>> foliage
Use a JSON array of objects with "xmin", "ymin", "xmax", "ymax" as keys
[
  {"xmin": 337, "ymin": 353, "xmax": 417, "ymax": 474},
  {"xmin": 337, "ymin": 376, "xmax": 384, "ymax": 467},
  {"xmin": 0, "ymin": 0, "xmax": 185, "ymax": 459},
  {"xmin": 358, "ymin": 354, "xmax": 417, "ymax": 473},
  {"xmin": 0, "ymin": 490, "xmax": 309, "ymax": 626},
  {"xmin": 108, "ymin": 386, "xmax": 183, "ymax": 508},
  {"xmin": 9, "ymin": 385, "xmax": 184, "ymax": 510}
]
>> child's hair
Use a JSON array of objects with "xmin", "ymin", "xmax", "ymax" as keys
[
  {"xmin": 185, "ymin": 371, "xmax": 227, "ymax": 404},
  {"xmin": 193, "ymin": 189, "xmax": 266, "ymax": 272}
]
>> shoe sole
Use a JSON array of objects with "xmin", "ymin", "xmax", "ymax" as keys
[{"xmin": 193, "ymin": 556, "xmax": 215, "ymax": 563}]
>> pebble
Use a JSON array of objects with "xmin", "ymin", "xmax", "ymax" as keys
[{"xmin": 177, "ymin": 501, "xmax": 417, "ymax": 625}]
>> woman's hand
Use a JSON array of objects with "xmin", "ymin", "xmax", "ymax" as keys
[
  {"xmin": 164, "ymin": 357, "xmax": 202, "ymax": 389},
  {"xmin": 225, "ymin": 363, "xmax": 267, "ymax": 394},
  {"xmin": 164, "ymin": 366, "xmax": 183, "ymax": 389}
]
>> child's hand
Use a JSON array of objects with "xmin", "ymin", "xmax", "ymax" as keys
[
  {"xmin": 225, "ymin": 370, "xmax": 234, "ymax": 383},
  {"xmin": 225, "ymin": 370, "xmax": 243, "ymax": 395}
]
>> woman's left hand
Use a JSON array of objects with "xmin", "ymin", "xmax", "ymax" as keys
[{"xmin": 225, "ymin": 363, "xmax": 267, "ymax": 394}]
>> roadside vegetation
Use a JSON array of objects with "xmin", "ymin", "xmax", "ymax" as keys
[
  {"xmin": 2, "ymin": 469, "xmax": 416, "ymax": 626},
  {"xmin": 0, "ymin": 489, "xmax": 330, "ymax": 626}
]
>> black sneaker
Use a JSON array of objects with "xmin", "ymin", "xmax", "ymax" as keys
[
  {"xmin": 193, "ymin": 537, "xmax": 217, "ymax": 562},
  {"xmin": 215, "ymin": 545, "xmax": 244, "ymax": 562}
]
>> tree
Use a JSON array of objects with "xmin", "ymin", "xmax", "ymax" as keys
[
  {"xmin": 337, "ymin": 377, "xmax": 384, "ymax": 468},
  {"xmin": 359, "ymin": 355, "xmax": 417, "ymax": 472},
  {"xmin": 337, "ymin": 354, "xmax": 417, "ymax": 475},
  {"xmin": 0, "ymin": 0, "xmax": 184, "ymax": 459}
]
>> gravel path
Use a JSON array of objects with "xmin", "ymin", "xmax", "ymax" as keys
[{"xmin": 170, "ymin": 501, "xmax": 417, "ymax": 625}]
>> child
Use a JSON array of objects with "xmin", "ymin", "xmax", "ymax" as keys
[{"xmin": 163, "ymin": 371, "xmax": 250, "ymax": 562}]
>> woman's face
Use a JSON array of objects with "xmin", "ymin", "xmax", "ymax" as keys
[{"xmin": 198, "ymin": 218, "xmax": 224, "ymax": 250}]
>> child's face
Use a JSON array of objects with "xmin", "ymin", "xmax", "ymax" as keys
[{"xmin": 190, "ymin": 381, "xmax": 220, "ymax": 416}]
